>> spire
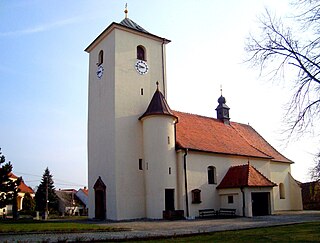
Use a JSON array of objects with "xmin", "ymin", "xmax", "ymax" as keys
[
  {"xmin": 215, "ymin": 90, "xmax": 230, "ymax": 124},
  {"xmin": 124, "ymin": 3, "xmax": 128, "ymax": 18},
  {"xmin": 139, "ymin": 83, "xmax": 177, "ymax": 121}
]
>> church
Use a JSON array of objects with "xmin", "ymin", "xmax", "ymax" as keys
[{"xmin": 86, "ymin": 9, "xmax": 303, "ymax": 220}]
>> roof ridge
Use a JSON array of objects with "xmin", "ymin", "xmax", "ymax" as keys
[{"xmin": 173, "ymin": 110, "xmax": 220, "ymax": 122}]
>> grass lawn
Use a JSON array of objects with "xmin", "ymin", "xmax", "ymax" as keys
[
  {"xmin": 0, "ymin": 218, "xmax": 127, "ymax": 233},
  {"xmin": 136, "ymin": 222, "xmax": 320, "ymax": 242}
]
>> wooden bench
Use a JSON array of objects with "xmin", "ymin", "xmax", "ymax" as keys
[
  {"xmin": 217, "ymin": 208, "xmax": 236, "ymax": 216},
  {"xmin": 199, "ymin": 209, "xmax": 217, "ymax": 218}
]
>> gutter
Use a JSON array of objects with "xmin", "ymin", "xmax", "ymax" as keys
[
  {"xmin": 241, "ymin": 187, "xmax": 245, "ymax": 217},
  {"xmin": 183, "ymin": 149, "xmax": 189, "ymax": 218},
  {"xmin": 161, "ymin": 39, "xmax": 166, "ymax": 97}
]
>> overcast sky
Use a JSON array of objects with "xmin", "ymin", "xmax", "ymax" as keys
[{"xmin": 1, "ymin": 0, "xmax": 318, "ymax": 189}]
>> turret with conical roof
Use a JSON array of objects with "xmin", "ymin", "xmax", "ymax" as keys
[{"xmin": 140, "ymin": 84, "xmax": 178, "ymax": 218}]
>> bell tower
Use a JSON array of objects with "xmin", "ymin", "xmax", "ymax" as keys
[
  {"xmin": 215, "ymin": 92, "xmax": 230, "ymax": 124},
  {"xmin": 86, "ymin": 8, "xmax": 171, "ymax": 220}
]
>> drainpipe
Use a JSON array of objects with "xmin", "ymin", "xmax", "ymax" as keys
[
  {"xmin": 183, "ymin": 149, "xmax": 189, "ymax": 218},
  {"xmin": 161, "ymin": 39, "xmax": 166, "ymax": 98},
  {"xmin": 241, "ymin": 187, "xmax": 245, "ymax": 217}
]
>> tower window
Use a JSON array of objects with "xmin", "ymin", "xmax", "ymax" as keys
[
  {"xmin": 191, "ymin": 189, "xmax": 201, "ymax": 204},
  {"xmin": 137, "ymin": 45, "xmax": 146, "ymax": 60},
  {"xmin": 279, "ymin": 183, "xmax": 285, "ymax": 199},
  {"xmin": 98, "ymin": 50, "xmax": 104, "ymax": 65},
  {"xmin": 208, "ymin": 166, "xmax": 217, "ymax": 184},
  {"xmin": 139, "ymin": 159, "xmax": 143, "ymax": 170},
  {"xmin": 169, "ymin": 167, "xmax": 171, "ymax": 174},
  {"xmin": 140, "ymin": 88, "xmax": 144, "ymax": 95}
]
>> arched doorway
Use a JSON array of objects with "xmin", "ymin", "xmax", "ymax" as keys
[{"xmin": 93, "ymin": 177, "xmax": 106, "ymax": 220}]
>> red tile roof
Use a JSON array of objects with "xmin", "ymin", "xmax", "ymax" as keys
[
  {"xmin": 217, "ymin": 164, "xmax": 277, "ymax": 189},
  {"xmin": 174, "ymin": 111, "xmax": 292, "ymax": 163},
  {"xmin": 8, "ymin": 172, "xmax": 18, "ymax": 179},
  {"xmin": 9, "ymin": 172, "xmax": 34, "ymax": 194},
  {"xmin": 18, "ymin": 180, "xmax": 34, "ymax": 194}
]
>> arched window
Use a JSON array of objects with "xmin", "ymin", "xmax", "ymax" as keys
[
  {"xmin": 137, "ymin": 45, "xmax": 146, "ymax": 60},
  {"xmin": 208, "ymin": 166, "xmax": 217, "ymax": 184},
  {"xmin": 279, "ymin": 183, "xmax": 285, "ymax": 199},
  {"xmin": 98, "ymin": 50, "xmax": 103, "ymax": 65}
]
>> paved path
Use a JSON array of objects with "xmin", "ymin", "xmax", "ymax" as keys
[{"xmin": 1, "ymin": 211, "xmax": 320, "ymax": 242}]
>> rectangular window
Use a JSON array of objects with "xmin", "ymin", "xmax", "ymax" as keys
[
  {"xmin": 140, "ymin": 88, "xmax": 144, "ymax": 95},
  {"xmin": 228, "ymin": 195, "xmax": 234, "ymax": 204},
  {"xmin": 139, "ymin": 159, "xmax": 143, "ymax": 170},
  {"xmin": 169, "ymin": 167, "xmax": 171, "ymax": 174},
  {"xmin": 191, "ymin": 189, "xmax": 201, "ymax": 204},
  {"xmin": 167, "ymin": 136, "xmax": 170, "ymax": 144}
]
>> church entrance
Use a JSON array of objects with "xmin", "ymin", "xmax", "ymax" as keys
[
  {"xmin": 94, "ymin": 177, "xmax": 106, "ymax": 220},
  {"xmin": 251, "ymin": 192, "xmax": 270, "ymax": 216}
]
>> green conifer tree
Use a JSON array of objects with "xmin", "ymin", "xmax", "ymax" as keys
[
  {"xmin": 35, "ymin": 167, "xmax": 59, "ymax": 214},
  {"xmin": 0, "ymin": 148, "xmax": 21, "ymax": 219}
]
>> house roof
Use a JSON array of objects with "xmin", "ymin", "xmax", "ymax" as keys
[
  {"xmin": 139, "ymin": 85, "xmax": 177, "ymax": 120},
  {"xmin": 217, "ymin": 164, "xmax": 277, "ymax": 189},
  {"xmin": 174, "ymin": 111, "xmax": 292, "ymax": 163},
  {"xmin": 79, "ymin": 188, "xmax": 88, "ymax": 196},
  {"xmin": 8, "ymin": 172, "xmax": 18, "ymax": 179},
  {"xmin": 9, "ymin": 172, "xmax": 34, "ymax": 194},
  {"xmin": 55, "ymin": 190, "xmax": 84, "ymax": 207},
  {"xmin": 19, "ymin": 180, "xmax": 34, "ymax": 194}
]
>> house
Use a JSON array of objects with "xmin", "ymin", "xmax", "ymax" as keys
[
  {"xmin": 301, "ymin": 181, "xmax": 320, "ymax": 210},
  {"xmin": 55, "ymin": 189, "xmax": 86, "ymax": 216},
  {"xmin": 0, "ymin": 173, "xmax": 35, "ymax": 216},
  {"xmin": 76, "ymin": 187, "xmax": 88, "ymax": 210},
  {"xmin": 86, "ymin": 8, "xmax": 303, "ymax": 220}
]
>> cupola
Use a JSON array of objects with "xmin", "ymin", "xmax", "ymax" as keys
[{"xmin": 215, "ymin": 92, "xmax": 230, "ymax": 125}]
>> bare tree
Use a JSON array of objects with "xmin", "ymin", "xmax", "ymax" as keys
[
  {"xmin": 246, "ymin": 1, "xmax": 320, "ymax": 135},
  {"xmin": 245, "ymin": 1, "xmax": 320, "ymax": 180},
  {"xmin": 311, "ymin": 152, "xmax": 320, "ymax": 181}
]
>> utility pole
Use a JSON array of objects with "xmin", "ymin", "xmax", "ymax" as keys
[{"xmin": 45, "ymin": 175, "xmax": 48, "ymax": 220}]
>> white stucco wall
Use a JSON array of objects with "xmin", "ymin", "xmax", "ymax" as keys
[
  {"xmin": 177, "ymin": 151, "xmax": 273, "ymax": 218},
  {"xmin": 270, "ymin": 162, "xmax": 293, "ymax": 211},
  {"xmin": 87, "ymin": 30, "xmax": 116, "ymax": 219},
  {"xmin": 289, "ymin": 172, "xmax": 303, "ymax": 210},
  {"xmin": 218, "ymin": 188, "xmax": 242, "ymax": 215},
  {"xmin": 87, "ymin": 24, "xmax": 169, "ymax": 220},
  {"xmin": 142, "ymin": 115, "xmax": 177, "ymax": 218}
]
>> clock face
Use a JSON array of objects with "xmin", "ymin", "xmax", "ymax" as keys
[
  {"xmin": 135, "ymin": 60, "xmax": 149, "ymax": 75},
  {"xmin": 96, "ymin": 65, "xmax": 104, "ymax": 79}
]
